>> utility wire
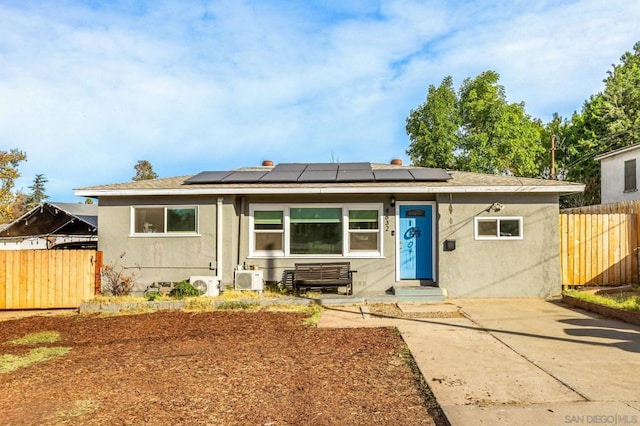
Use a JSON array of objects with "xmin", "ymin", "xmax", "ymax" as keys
[{"xmin": 559, "ymin": 127, "xmax": 638, "ymax": 171}]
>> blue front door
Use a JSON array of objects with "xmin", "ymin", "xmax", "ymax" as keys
[{"xmin": 399, "ymin": 205, "xmax": 433, "ymax": 279}]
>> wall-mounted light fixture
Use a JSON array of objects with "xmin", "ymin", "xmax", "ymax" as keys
[
  {"xmin": 390, "ymin": 196, "xmax": 396, "ymax": 207},
  {"xmin": 489, "ymin": 202, "xmax": 504, "ymax": 212}
]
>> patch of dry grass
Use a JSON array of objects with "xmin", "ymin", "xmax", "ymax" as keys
[
  {"xmin": 8, "ymin": 331, "xmax": 61, "ymax": 345},
  {"xmin": 0, "ymin": 347, "xmax": 71, "ymax": 374}
]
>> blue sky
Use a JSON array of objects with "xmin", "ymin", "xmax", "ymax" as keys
[{"xmin": 2, "ymin": 0, "xmax": 639, "ymax": 202}]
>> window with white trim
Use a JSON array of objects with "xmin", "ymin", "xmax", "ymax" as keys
[
  {"xmin": 474, "ymin": 217, "xmax": 523, "ymax": 240},
  {"xmin": 249, "ymin": 204, "xmax": 382, "ymax": 257},
  {"xmin": 132, "ymin": 206, "xmax": 198, "ymax": 235},
  {"xmin": 253, "ymin": 210, "xmax": 284, "ymax": 253}
]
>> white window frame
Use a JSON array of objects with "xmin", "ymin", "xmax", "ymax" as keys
[
  {"xmin": 248, "ymin": 203, "xmax": 383, "ymax": 258},
  {"xmin": 474, "ymin": 216, "xmax": 523, "ymax": 240},
  {"xmin": 130, "ymin": 206, "xmax": 199, "ymax": 237},
  {"xmin": 249, "ymin": 207, "xmax": 286, "ymax": 257}
]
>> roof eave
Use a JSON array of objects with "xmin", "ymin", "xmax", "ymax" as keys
[{"xmin": 74, "ymin": 184, "xmax": 585, "ymax": 198}]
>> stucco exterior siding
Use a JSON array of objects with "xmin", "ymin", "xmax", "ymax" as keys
[
  {"xmin": 436, "ymin": 193, "xmax": 561, "ymax": 298},
  {"xmin": 599, "ymin": 150, "xmax": 640, "ymax": 204},
  {"xmin": 98, "ymin": 196, "xmax": 222, "ymax": 292}
]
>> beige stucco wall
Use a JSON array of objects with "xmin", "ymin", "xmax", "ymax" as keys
[{"xmin": 436, "ymin": 193, "xmax": 561, "ymax": 298}]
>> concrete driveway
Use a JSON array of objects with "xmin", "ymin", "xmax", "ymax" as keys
[{"xmin": 318, "ymin": 298, "xmax": 640, "ymax": 425}]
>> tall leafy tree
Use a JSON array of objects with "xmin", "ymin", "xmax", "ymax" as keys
[
  {"xmin": 406, "ymin": 71, "xmax": 544, "ymax": 177},
  {"xmin": 559, "ymin": 41, "xmax": 640, "ymax": 205},
  {"xmin": 132, "ymin": 160, "xmax": 158, "ymax": 181},
  {"xmin": 406, "ymin": 76, "xmax": 460, "ymax": 169},
  {"xmin": 27, "ymin": 174, "xmax": 48, "ymax": 209},
  {"xmin": 0, "ymin": 149, "xmax": 27, "ymax": 223}
]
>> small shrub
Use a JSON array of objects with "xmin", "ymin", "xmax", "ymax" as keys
[
  {"xmin": 145, "ymin": 292, "xmax": 163, "ymax": 302},
  {"xmin": 170, "ymin": 280, "xmax": 200, "ymax": 299},
  {"xmin": 101, "ymin": 260, "xmax": 136, "ymax": 296}
]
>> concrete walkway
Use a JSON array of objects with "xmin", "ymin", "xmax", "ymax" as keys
[{"xmin": 318, "ymin": 299, "xmax": 640, "ymax": 425}]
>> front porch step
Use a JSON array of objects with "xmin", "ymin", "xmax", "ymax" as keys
[{"xmin": 393, "ymin": 286, "xmax": 446, "ymax": 302}]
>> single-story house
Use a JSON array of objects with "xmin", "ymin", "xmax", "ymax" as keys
[
  {"xmin": 74, "ymin": 160, "xmax": 584, "ymax": 298},
  {"xmin": 0, "ymin": 202, "xmax": 98, "ymax": 250},
  {"xmin": 594, "ymin": 143, "xmax": 640, "ymax": 204}
]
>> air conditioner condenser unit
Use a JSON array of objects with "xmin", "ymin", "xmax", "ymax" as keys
[
  {"xmin": 234, "ymin": 270, "xmax": 263, "ymax": 292},
  {"xmin": 189, "ymin": 276, "xmax": 220, "ymax": 297}
]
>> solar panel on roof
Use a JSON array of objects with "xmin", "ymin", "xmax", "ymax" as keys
[
  {"xmin": 338, "ymin": 162, "xmax": 371, "ymax": 170},
  {"xmin": 297, "ymin": 170, "xmax": 337, "ymax": 182},
  {"xmin": 272, "ymin": 163, "xmax": 307, "ymax": 172},
  {"xmin": 305, "ymin": 163, "xmax": 338, "ymax": 171},
  {"xmin": 337, "ymin": 170, "xmax": 375, "ymax": 182},
  {"xmin": 221, "ymin": 171, "xmax": 268, "ymax": 182},
  {"xmin": 259, "ymin": 171, "xmax": 303, "ymax": 182},
  {"xmin": 372, "ymin": 169, "xmax": 414, "ymax": 181},
  {"xmin": 184, "ymin": 171, "xmax": 233, "ymax": 184},
  {"xmin": 409, "ymin": 168, "xmax": 452, "ymax": 181}
]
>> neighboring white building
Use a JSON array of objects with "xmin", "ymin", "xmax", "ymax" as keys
[{"xmin": 595, "ymin": 144, "xmax": 640, "ymax": 204}]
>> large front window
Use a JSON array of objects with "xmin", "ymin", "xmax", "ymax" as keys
[
  {"xmin": 250, "ymin": 204, "xmax": 382, "ymax": 257},
  {"xmin": 290, "ymin": 208, "xmax": 342, "ymax": 254},
  {"xmin": 132, "ymin": 206, "xmax": 198, "ymax": 235}
]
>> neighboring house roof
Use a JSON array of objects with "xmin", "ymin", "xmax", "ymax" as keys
[
  {"xmin": 594, "ymin": 144, "xmax": 640, "ymax": 161},
  {"xmin": 0, "ymin": 202, "xmax": 98, "ymax": 238},
  {"xmin": 74, "ymin": 162, "xmax": 585, "ymax": 197}
]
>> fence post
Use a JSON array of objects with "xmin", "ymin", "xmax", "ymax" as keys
[{"xmin": 94, "ymin": 251, "xmax": 103, "ymax": 295}]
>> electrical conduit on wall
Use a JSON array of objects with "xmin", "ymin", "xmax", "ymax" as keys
[{"xmin": 217, "ymin": 197, "xmax": 223, "ymax": 282}]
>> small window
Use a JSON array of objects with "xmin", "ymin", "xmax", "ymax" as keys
[
  {"xmin": 474, "ymin": 217, "xmax": 523, "ymax": 240},
  {"xmin": 624, "ymin": 159, "xmax": 637, "ymax": 192},
  {"xmin": 254, "ymin": 210, "xmax": 284, "ymax": 252},
  {"xmin": 348, "ymin": 210, "xmax": 379, "ymax": 252},
  {"xmin": 133, "ymin": 207, "xmax": 198, "ymax": 235}
]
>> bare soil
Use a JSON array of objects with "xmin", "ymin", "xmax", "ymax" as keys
[{"xmin": 0, "ymin": 310, "xmax": 439, "ymax": 425}]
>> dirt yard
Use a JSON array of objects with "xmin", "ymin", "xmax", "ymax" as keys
[{"xmin": 0, "ymin": 310, "xmax": 440, "ymax": 425}]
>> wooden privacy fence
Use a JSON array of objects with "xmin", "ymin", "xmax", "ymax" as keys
[
  {"xmin": 562, "ymin": 200, "xmax": 640, "ymax": 214},
  {"xmin": 559, "ymin": 213, "xmax": 640, "ymax": 288},
  {"xmin": 0, "ymin": 250, "xmax": 102, "ymax": 309}
]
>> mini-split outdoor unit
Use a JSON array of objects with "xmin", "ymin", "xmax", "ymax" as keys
[
  {"xmin": 189, "ymin": 276, "xmax": 220, "ymax": 297},
  {"xmin": 234, "ymin": 270, "xmax": 263, "ymax": 292}
]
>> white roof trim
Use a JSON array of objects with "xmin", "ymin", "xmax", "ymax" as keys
[
  {"xmin": 75, "ymin": 184, "xmax": 584, "ymax": 197},
  {"xmin": 594, "ymin": 143, "xmax": 640, "ymax": 161}
]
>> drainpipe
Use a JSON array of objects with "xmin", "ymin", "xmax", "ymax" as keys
[
  {"xmin": 237, "ymin": 196, "xmax": 246, "ymax": 268},
  {"xmin": 216, "ymin": 197, "xmax": 223, "ymax": 282}
]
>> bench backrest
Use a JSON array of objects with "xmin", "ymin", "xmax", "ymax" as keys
[{"xmin": 294, "ymin": 262, "xmax": 351, "ymax": 280}]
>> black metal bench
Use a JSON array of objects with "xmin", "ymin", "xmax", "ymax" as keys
[{"xmin": 293, "ymin": 262, "xmax": 356, "ymax": 295}]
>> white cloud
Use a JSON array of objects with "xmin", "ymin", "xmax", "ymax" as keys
[{"xmin": 0, "ymin": 0, "xmax": 639, "ymax": 201}]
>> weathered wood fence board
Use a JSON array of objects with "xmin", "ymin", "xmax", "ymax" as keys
[
  {"xmin": 0, "ymin": 250, "xmax": 101, "ymax": 309},
  {"xmin": 560, "ymin": 213, "xmax": 639, "ymax": 287}
]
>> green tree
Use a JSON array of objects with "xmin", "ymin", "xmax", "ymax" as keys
[
  {"xmin": 0, "ymin": 149, "xmax": 27, "ymax": 223},
  {"xmin": 406, "ymin": 76, "xmax": 460, "ymax": 169},
  {"xmin": 559, "ymin": 41, "xmax": 640, "ymax": 205},
  {"xmin": 406, "ymin": 71, "xmax": 544, "ymax": 177},
  {"xmin": 132, "ymin": 160, "xmax": 158, "ymax": 181},
  {"xmin": 27, "ymin": 174, "xmax": 48, "ymax": 209}
]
